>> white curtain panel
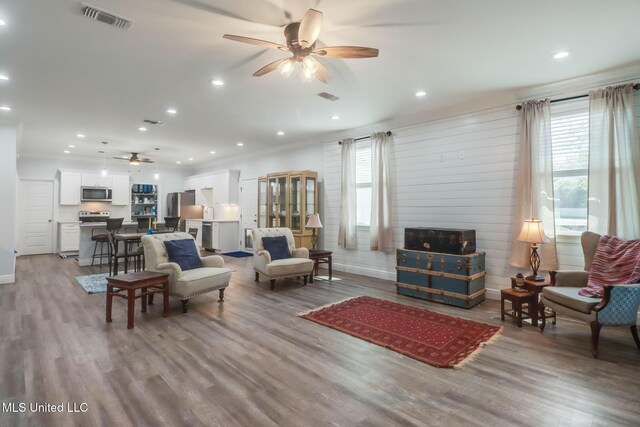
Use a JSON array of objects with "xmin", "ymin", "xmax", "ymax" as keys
[
  {"xmin": 509, "ymin": 100, "xmax": 559, "ymax": 270},
  {"xmin": 338, "ymin": 138, "xmax": 358, "ymax": 249},
  {"xmin": 370, "ymin": 132, "xmax": 394, "ymax": 252},
  {"xmin": 588, "ymin": 84, "xmax": 640, "ymax": 239}
]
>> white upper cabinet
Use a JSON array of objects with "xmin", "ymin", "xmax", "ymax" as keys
[
  {"xmin": 111, "ymin": 175, "xmax": 130, "ymax": 205},
  {"xmin": 81, "ymin": 174, "xmax": 113, "ymax": 188},
  {"xmin": 185, "ymin": 170, "xmax": 239, "ymax": 206},
  {"xmin": 60, "ymin": 171, "xmax": 82, "ymax": 205}
]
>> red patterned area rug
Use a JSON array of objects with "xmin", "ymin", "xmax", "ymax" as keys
[{"xmin": 300, "ymin": 296, "xmax": 502, "ymax": 368}]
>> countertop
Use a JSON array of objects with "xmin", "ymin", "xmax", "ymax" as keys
[
  {"xmin": 79, "ymin": 221, "xmax": 137, "ymax": 227},
  {"xmin": 58, "ymin": 221, "xmax": 81, "ymax": 225}
]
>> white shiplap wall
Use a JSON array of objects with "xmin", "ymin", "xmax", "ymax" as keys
[{"xmin": 323, "ymin": 92, "xmax": 640, "ymax": 300}]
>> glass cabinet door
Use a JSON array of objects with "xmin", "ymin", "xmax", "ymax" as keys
[
  {"xmin": 305, "ymin": 177, "xmax": 316, "ymax": 223},
  {"xmin": 276, "ymin": 176, "xmax": 287, "ymax": 227},
  {"xmin": 258, "ymin": 179, "xmax": 267, "ymax": 227},
  {"xmin": 268, "ymin": 177, "xmax": 278, "ymax": 227},
  {"xmin": 290, "ymin": 175, "xmax": 302, "ymax": 233}
]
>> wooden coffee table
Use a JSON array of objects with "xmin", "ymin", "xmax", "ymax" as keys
[
  {"xmin": 106, "ymin": 271, "xmax": 170, "ymax": 329},
  {"xmin": 308, "ymin": 250, "xmax": 332, "ymax": 283}
]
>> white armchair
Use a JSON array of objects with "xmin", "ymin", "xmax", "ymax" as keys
[
  {"xmin": 252, "ymin": 228, "xmax": 314, "ymax": 290},
  {"xmin": 142, "ymin": 232, "xmax": 233, "ymax": 313}
]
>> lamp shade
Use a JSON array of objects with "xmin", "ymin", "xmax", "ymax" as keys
[
  {"xmin": 305, "ymin": 213, "xmax": 323, "ymax": 229},
  {"xmin": 516, "ymin": 219, "xmax": 549, "ymax": 244}
]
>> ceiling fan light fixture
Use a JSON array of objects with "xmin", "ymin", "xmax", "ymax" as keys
[
  {"xmin": 302, "ymin": 56, "xmax": 318, "ymax": 73},
  {"xmin": 279, "ymin": 59, "xmax": 295, "ymax": 77},
  {"xmin": 129, "ymin": 159, "xmax": 140, "ymax": 166},
  {"xmin": 301, "ymin": 67, "xmax": 315, "ymax": 82}
]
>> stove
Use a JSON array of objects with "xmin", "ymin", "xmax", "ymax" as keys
[{"xmin": 79, "ymin": 210, "xmax": 111, "ymax": 223}]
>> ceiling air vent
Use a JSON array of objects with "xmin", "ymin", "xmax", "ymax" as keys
[
  {"xmin": 143, "ymin": 119, "xmax": 165, "ymax": 126},
  {"xmin": 81, "ymin": 3, "xmax": 133, "ymax": 30},
  {"xmin": 318, "ymin": 92, "xmax": 340, "ymax": 101}
]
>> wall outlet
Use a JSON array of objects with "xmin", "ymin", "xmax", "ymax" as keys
[{"xmin": 459, "ymin": 151, "xmax": 465, "ymax": 160}]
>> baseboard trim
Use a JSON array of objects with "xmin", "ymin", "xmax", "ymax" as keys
[{"xmin": 0, "ymin": 274, "xmax": 15, "ymax": 284}]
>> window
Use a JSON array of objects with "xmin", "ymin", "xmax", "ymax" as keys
[
  {"xmin": 550, "ymin": 99, "xmax": 589, "ymax": 236},
  {"xmin": 355, "ymin": 140, "xmax": 371, "ymax": 226}
]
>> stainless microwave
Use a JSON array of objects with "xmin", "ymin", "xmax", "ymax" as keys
[{"xmin": 81, "ymin": 186, "xmax": 112, "ymax": 202}]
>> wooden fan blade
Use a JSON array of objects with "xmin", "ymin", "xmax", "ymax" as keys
[
  {"xmin": 223, "ymin": 34, "xmax": 287, "ymax": 51},
  {"xmin": 314, "ymin": 46, "xmax": 379, "ymax": 58},
  {"xmin": 253, "ymin": 57, "xmax": 289, "ymax": 77},
  {"xmin": 113, "ymin": 156, "xmax": 129, "ymax": 160},
  {"xmin": 140, "ymin": 159, "xmax": 154, "ymax": 163},
  {"xmin": 314, "ymin": 59, "xmax": 330, "ymax": 83},
  {"xmin": 298, "ymin": 9, "xmax": 323, "ymax": 48}
]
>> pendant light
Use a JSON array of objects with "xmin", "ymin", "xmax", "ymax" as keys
[
  {"xmin": 153, "ymin": 147, "xmax": 160, "ymax": 180},
  {"xmin": 100, "ymin": 141, "xmax": 108, "ymax": 176}
]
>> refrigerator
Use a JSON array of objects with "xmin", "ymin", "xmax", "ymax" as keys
[{"xmin": 166, "ymin": 191, "xmax": 203, "ymax": 231}]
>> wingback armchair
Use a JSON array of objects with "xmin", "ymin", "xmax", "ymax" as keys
[
  {"xmin": 142, "ymin": 232, "xmax": 232, "ymax": 313},
  {"xmin": 539, "ymin": 231, "xmax": 640, "ymax": 357},
  {"xmin": 252, "ymin": 228, "xmax": 314, "ymax": 290}
]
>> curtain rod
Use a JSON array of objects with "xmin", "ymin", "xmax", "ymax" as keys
[
  {"xmin": 515, "ymin": 83, "xmax": 640, "ymax": 110},
  {"xmin": 338, "ymin": 130, "xmax": 392, "ymax": 144}
]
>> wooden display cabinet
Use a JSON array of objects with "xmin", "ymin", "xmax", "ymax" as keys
[{"xmin": 257, "ymin": 170, "xmax": 318, "ymax": 249}]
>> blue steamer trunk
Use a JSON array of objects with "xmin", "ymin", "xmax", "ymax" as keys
[{"xmin": 396, "ymin": 249, "xmax": 486, "ymax": 309}]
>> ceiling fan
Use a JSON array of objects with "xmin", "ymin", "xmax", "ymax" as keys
[
  {"xmin": 113, "ymin": 152, "xmax": 154, "ymax": 166},
  {"xmin": 223, "ymin": 9, "xmax": 379, "ymax": 83}
]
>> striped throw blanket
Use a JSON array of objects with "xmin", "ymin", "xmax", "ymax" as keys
[{"xmin": 579, "ymin": 235, "xmax": 640, "ymax": 298}]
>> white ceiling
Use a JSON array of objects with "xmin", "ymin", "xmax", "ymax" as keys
[{"xmin": 2, "ymin": 0, "xmax": 640, "ymax": 165}]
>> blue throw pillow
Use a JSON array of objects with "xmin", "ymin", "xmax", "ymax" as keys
[
  {"xmin": 164, "ymin": 239, "xmax": 203, "ymax": 271},
  {"xmin": 262, "ymin": 236, "xmax": 291, "ymax": 261}
]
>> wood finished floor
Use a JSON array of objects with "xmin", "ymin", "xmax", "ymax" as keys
[{"xmin": 1, "ymin": 254, "xmax": 639, "ymax": 427}]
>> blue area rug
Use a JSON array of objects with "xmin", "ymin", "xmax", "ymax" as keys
[
  {"xmin": 74, "ymin": 272, "xmax": 110, "ymax": 294},
  {"xmin": 222, "ymin": 251, "xmax": 253, "ymax": 258}
]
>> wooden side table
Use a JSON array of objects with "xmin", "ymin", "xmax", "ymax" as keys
[
  {"xmin": 518, "ymin": 277, "xmax": 556, "ymax": 326},
  {"xmin": 106, "ymin": 271, "xmax": 170, "ymax": 329},
  {"xmin": 308, "ymin": 250, "xmax": 332, "ymax": 283},
  {"xmin": 501, "ymin": 288, "xmax": 537, "ymax": 328}
]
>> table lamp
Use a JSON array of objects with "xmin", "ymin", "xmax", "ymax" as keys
[
  {"xmin": 516, "ymin": 219, "xmax": 548, "ymax": 282},
  {"xmin": 305, "ymin": 213, "xmax": 323, "ymax": 250}
]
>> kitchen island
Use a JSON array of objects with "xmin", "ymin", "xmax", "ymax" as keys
[{"xmin": 78, "ymin": 222, "xmax": 136, "ymax": 266}]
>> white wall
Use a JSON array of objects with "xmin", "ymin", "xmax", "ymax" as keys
[
  {"xmin": 17, "ymin": 155, "xmax": 187, "ymax": 250},
  {"xmin": 322, "ymin": 90, "xmax": 640, "ymax": 300},
  {"xmin": 0, "ymin": 126, "xmax": 17, "ymax": 284}
]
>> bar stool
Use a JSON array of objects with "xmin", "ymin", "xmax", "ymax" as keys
[
  {"xmin": 90, "ymin": 229, "xmax": 109, "ymax": 266},
  {"xmin": 105, "ymin": 218, "xmax": 124, "ymax": 273},
  {"xmin": 164, "ymin": 216, "xmax": 180, "ymax": 232}
]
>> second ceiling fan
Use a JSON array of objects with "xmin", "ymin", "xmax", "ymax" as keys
[{"xmin": 223, "ymin": 9, "xmax": 379, "ymax": 83}]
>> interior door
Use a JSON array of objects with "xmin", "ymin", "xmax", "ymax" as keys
[
  {"xmin": 241, "ymin": 178, "xmax": 258, "ymax": 250},
  {"xmin": 19, "ymin": 179, "xmax": 54, "ymax": 255}
]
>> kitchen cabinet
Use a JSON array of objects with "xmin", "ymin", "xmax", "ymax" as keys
[
  {"xmin": 185, "ymin": 220, "xmax": 203, "ymax": 248},
  {"xmin": 185, "ymin": 170, "xmax": 240, "ymax": 207},
  {"xmin": 202, "ymin": 221, "xmax": 238, "ymax": 253},
  {"xmin": 111, "ymin": 175, "xmax": 130, "ymax": 205},
  {"xmin": 81, "ymin": 174, "xmax": 112, "ymax": 188},
  {"xmin": 59, "ymin": 223, "xmax": 80, "ymax": 252},
  {"xmin": 60, "ymin": 171, "xmax": 82, "ymax": 205},
  {"xmin": 257, "ymin": 170, "xmax": 317, "ymax": 248}
]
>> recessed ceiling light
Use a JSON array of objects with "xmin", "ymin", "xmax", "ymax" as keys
[
  {"xmin": 166, "ymin": 108, "xmax": 177, "ymax": 114},
  {"xmin": 63, "ymin": 150, "xmax": 70, "ymax": 154},
  {"xmin": 0, "ymin": 106, "xmax": 11, "ymax": 111},
  {"xmin": 0, "ymin": 19, "xmax": 6, "ymax": 26},
  {"xmin": 77, "ymin": 133, "xmax": 85, "ymax": 138},
  {"xmin": 188, "ymin": 157, "xmax": 194, "ymax": 161},
  {"xmin": 415, "ymin": 90, "xmax": 427, "ymax": 97},
  {"xmin": 277, "ymin": 131, "xmax": 285, "ymax": 136},
  {"xmin": 138, "ymin": 127, "xmax": 147, "ymax": 131},
  {"xmin": 237, "ymin": 142, "xmax": 244, "ymax": 147},
  {"xmin": 68, "ymin": 145, "xmax": 76, "ymax": 148},
  {"xmin": 211, "ymin": 79, "xmax": 224, "ymax": 86},
  {"xmin": 0, "ymin": 75, "xmax": 8, "ymax": 81},
  {"xmin": 331, "ymin": 115, "xmax": 340, "ymax": 120},
  {"xmin": 176, "ymin": 160, "xmax": 181, "ymax": 164},
  {"xmin": 552, "ymin": 51, "xmax": 570, "ymax": 59},
  {"xmin": 209, "ymin": 151, "xmax": 216, "ymax": 155}
]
